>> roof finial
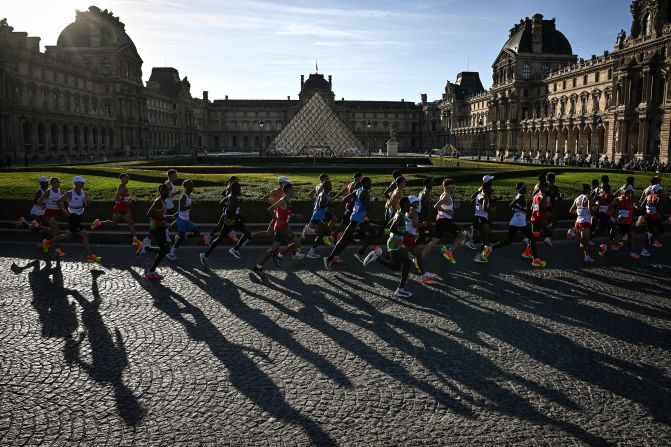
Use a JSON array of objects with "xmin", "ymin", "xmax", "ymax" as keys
[{"xmin": 315, "ymin": 59, "xmax": 318, "ymax": 73}]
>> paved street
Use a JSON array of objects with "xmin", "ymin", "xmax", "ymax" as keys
[{"xmin": 1, "ymin": 239, "xmax": 670, "ymax": 446}]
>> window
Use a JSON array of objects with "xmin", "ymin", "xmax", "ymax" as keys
[
  {"xmin": 583, "ymin": 74, "xmax": 588, "ymax": 85},
  {"xmin": 644, "ymin": 13, "xmax": 652, "ymax": 36},
  {"xmin": 572, "ymin": 78, "xmax": 577, "ymax": 88},
  {"xmin": 522, "ymin": 63, "xmax": 531, "ymax": 80},
  {"xmin": 242, "ymin": 121, "xmax": 249, "ymax": 130},
  {"xmin": 595, "ymin": 71, "xmax": 600, "ymax": 82},
  {"xmin": 608, "ymin": 68, "xmax": 613, "ymax": 80},
  {"xmin": 562, "ymin": 80, "xmax": 567, "ymax": 90},
  {"xmin": 523, "ymin": 88, "xmax": 529, "ymax": 97},
  {"xmin": 276, "ymin": 121, "xmax": 282, "ymax": 131},
  {"xmin": 102, "ymin": 57, "xmax": 110, "ymax": 74},
  {"xmin": 542, "ymin": 64, "xmax": 550, "ymax": 77}
]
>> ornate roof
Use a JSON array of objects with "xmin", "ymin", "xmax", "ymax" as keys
[
  {"xmin": 302, "ymin": 73, "xmax": 331, "ymax": 91},
  {"xmin": 56, "ymin": 6, "xmax": 141, "ymax": 59},
  {"xmin": 501, "ymin": 15, "xmax": 572, "ymax": 55}
]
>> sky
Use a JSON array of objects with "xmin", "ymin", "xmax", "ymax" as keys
[{"xmin": 3, "ymin": 0, "xmax": 633, "ymax": 102}]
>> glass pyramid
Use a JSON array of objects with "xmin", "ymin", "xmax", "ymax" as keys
[{"xmin": 268, "ymin": 92, "xmax": 364, "ymax": 156}]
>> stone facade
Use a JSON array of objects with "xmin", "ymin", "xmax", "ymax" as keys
[
  {"xmin": 437, "ymin": 0, "xmax": 671, "ymax": 164},
  {"xmin": 2, "ymin": 1, "xmax": 669, "ymax": 164}
]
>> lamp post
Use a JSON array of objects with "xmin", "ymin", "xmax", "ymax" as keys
[
  {"xmin": 258, "ymin": 120, "xmax": 264, "ymax": 156},
  {"xmin": 143, "ymin": 119, "xmax": 150, "ymax": 159},
  {"xmin": 477, "ymin": 120, "xmax": 483, "ymax": 160},
  {"xmin": 366, "ymin": 120, "xmax": 371, "ymax": 156}
]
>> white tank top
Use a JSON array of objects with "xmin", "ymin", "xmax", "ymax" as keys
[
  {"xmin": 164, "ymin": 181, "xmax": 175, "ymax": 210},
  {"xmin": 437, "ymin": 192, "xmax": 454, "ymax": 220},
  {"xmin": 405, "ymin": 212, "xmax": 417, "ymax": 235},
  {"xmin": 45, "ymin": 188, "xmax": 63, "ymax": 210},
  {"xmin": 509, "ymin": 194, "xmax": 527, "ymax": 227},
  {"xmin": 67, "ymin": 189, "xmax": 86, "ymax": 215},
  {"xmin": 31, "ymin": 188, "xmax": 46, "ymax": 216},
  {"xmin": 178, "ymin": 193, "xmax": 191, "ymax": 220},
  {"xmin": 575, "ymin": 194, "xmax": 591, "ymax": 223},
  {"xmin": 474, "ymin": 192, "xmax": 489, "ymax": 219}
]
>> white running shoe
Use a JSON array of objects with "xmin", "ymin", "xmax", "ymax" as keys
[
  {"xmin": 143, "ymin": 237, "xmax": 152, "ymax": 249},
  {"xmin": 306, "ymin": 249, "xmax": 320, "ymax": 259},
  {"xmin": 640, "ymin": 248, "xmax": 651, "ymax": 257},
  {"xmin": 200, "ymin": 253, "xmax": 208, "ymax": 266},
  {"xmin": 166, "ymin": 250, "xmax": 177, "ymax": 261},
  {"xmin": 544, "ymin": 237, "xmax": 553, "ymax": 247},
  {"xmin": 465, "ymin": 240, "xmax": 478, "ymax": 250},
  {"xmin": 363, "ymin": 250, "xmax": 379, "ymax": 267},
  {"xmin": 393, "ymin": 288, "xmax": 412, "ymax": 298},
  {"xmin": 303, "ymin": 224, "xmax": 317, "ymax": 236},
  {"xmin": 474, "ymin": 252, "xmax": 487, "ymax": 263},
  {"xmin": 353, "ymin": 253, "xmax": 364, "ymax": 264},
  {"xmin": 323, "ymin": 257, "xmax": 333, "ymax": 272},
  {"xmin": 229, "ymin": 247, "xmax": 241, "ymax": 259}
]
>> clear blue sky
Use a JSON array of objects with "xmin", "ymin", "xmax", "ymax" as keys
[{"xmin": 4, "ymin": 0, "xmax": 632, "ymax": 102}]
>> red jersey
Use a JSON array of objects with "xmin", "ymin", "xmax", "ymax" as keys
[
  {"xmin": 616, "ymin": 195, "xmax": 634, "ymax": 224},
  {"xmin": 644, "ymin": 193, "xmax": 661, "ymax": 221},
  {"xmin": 273, "ymin": 205, "xmax": 291, "ymax": 231},
  {"xmin": 116, "ymin": 185, "xmax": 129, "ymax": 205},
  {"xmin": 345, "ymin": 182, "xmax": 356, "ymax": 211},
  {"xmin": 531, "ymin": 192, "xmax": 548, "ymax": 222},
  {"xmin": 150, "ymin": 200, "xmax": 165, "ymax": 229},
  {"xmin": 597, "ymin": 192, "xmax": 614, "ymax": 216}
]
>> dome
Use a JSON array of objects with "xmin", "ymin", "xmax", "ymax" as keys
[
  {"xmin": 56, "ymin": 6, "xmax": 140, "ymax": 57},
  {"xmin": 302, "ymin": 73, "xmax": 331, "ymax": 91},
  {"xmin": 501, "ymin": 15, "xmax": 572, "ymax": 55}
]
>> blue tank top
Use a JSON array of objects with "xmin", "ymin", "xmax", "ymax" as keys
[
  {"xmin": 351, "ymin": 187, "xmax": 367, "ymax": 223},
  {"xmin": 311, "ymin": 191, "xmax": 329, "ymax": 221}
]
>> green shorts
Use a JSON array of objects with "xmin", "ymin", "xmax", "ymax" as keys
[{"xmin": 274, "ymin": 229, "xmax": 294, "ymax": 244}]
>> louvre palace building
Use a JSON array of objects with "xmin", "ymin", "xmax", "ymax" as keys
[{"xmin": 1, "ymin": 0, "xmax": 671, "ymax": 165}]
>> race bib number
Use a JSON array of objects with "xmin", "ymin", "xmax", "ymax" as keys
[{"xmin": 618, "ymin": 209, "xmax": 629, "ymax": 218}]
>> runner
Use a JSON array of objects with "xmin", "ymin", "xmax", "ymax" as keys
[
  {"xmin": 530, "ymin": 180, "xmax": 552, "ymax": 248},
  {"xmin": 640, "ymin": 184, "xmax": 664, "ymax": 256},
  {"xmin": 304, "ymin": 174, "xmax": 333, "ymax": 239},
  {"xmin": 305, "ymin": 180, "xmax": 335, "ymax": 259},
  {"xmin": 38, "ymin": 177, "xmax": 65, "ymax": 252},
  {"xmin": 332, "ymin": 172, "xmax": 363, "ymax": 262},
  {"xmin": 254, "ymin": 176, "xmax": 290, "ymax": 249},
  {"xmin": 16, "ymin": 177, "xmax": 53, "ymax": 243},
  {"xmin": 569, "ymin": 184, "xmax": 595, "ymax": 263},
  {"xmin": 324, "ymin": 177, "xmax": 378, "ymax": 270},
  {"xmin": 308, "ymin": 173, "xmax": 330, "ymax": 200},
  {"xmin": 383, "ymin": 170, "xmax": 403, "ymax": 203},
  {"xmin": 49, "ymin": 176, "xmax": 101, "ymax": 262},
  {"xmin": 605, "ymin": 184, "xmax": 640, "ymax": 260},
  {"xmin": 473, "ymin": 175, "xmax": 495, "ymax": 263},
  {"xmin": 251, "ymin": 182, "xmax": 304, "ymax": 280},
  {"xmin": 403, "ymin": 195, "xmax": 438, "ymax": 283},
  {"xmin": 420, "ymin": 178, "xmax": 465, "ymax": 264},
  {"xmin": 200, "ymin": 181, "xmax": 252, "ymax": 265},
  {"xmin": 368, "ymin": 197, "xmax": 414, "ymax": 298},
  {"xmin": 545, "ymin": 171, "xmax": 563, "ymax": 238},
  {"xmin": 162, "ymin": 169, "xmax": 179, "ymax": 245},
  {"xmin": 594, "ymin": 184, "xmax": 616, "ymax": 254},
  {"xmin": 614, "ymin": 175, "xmax": 635, "ymax": 196},
  {"xmin": 90, "ymin": 173, "xmax": 143, "ymax": 253},
  {"xmin": 141, "ymin": 184, "xmax": 172, "ymax": 279},
  {"xmin": 385, "ymin": 176, "xmax": 406, "ymax": 224},
  {"xmin": 166, "ymin": 180, "xmax": 208, "ymax": 261},
  {"xmin": 491, "ymin": 182, "xmax": 546, "ymax": 267},
  {"xmin": 205, "ymin": 175, "xmax": 239, "ymax": 244}
]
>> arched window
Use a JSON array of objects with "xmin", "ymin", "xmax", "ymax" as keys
[
  {"xmin": 644, "ymin": 13, "xmax": 652, "ymax": 36},
  {"xmin": 522, "ymin": 63, "xmax": 531, "ymax": 80},
  {"xmin": 542, "ymin": 64, "xmax": 550, "ymax": 77}
]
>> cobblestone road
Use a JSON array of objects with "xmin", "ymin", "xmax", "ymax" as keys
[{"xmin": 1, "ymin": 239, "xmax": 670, "ymax": 446}]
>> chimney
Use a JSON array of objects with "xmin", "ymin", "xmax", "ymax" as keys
[
  {"xmin": 328, "ymin": 75, "xmax": 332, "ymax": 88},
  {"xmin": 203, "ymin": 91, "xmax": 209, "ymax": 101},
  {"xmin": 401, "ymin": 99, "xmax": 405, "ymax": 102},
  {"xmin": 532, "ymin": 13, "xmax": 543, "ymax": 53},
  {"xmin": 300, "ymin": 75, "xmax": 304, "ymax": 89},
  {"xmin": 421, "ymin": 93, "xmax": 427, "ymax": 105},
  {"xmin": 225, "ymin": 95, "xmax": 228, "ymax": 100},
  {"xmin": 287, "ymin": 95, "xmax": 290, "ymax": 100}
]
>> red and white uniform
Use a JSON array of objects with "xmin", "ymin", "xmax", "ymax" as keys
[
  {"xmin": 617, "ymin": 195, "xmax": 634, "ymax": 225},
  {"xmin": 574, "ymin": 194, "xmax": 591, "ymax": 230},
  {"xmin": 644, "ymin": 193, "xmax": 662, "ymax": 222},
  {"xmin": 530, "ymin": 192, "xmax": 548, "ymax": 222},
  {"xmin": 113, "ymin": 185, "xmax": 131, "ymax": 215},
  {"xmin": 273, "ymin": 204, "xmax": 291, "ymax": 231},
  {"xmin": 44, "ymin": 188, "xmax": 63, "ymax": 219}
]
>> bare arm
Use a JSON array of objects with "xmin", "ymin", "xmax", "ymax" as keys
[
  {"xmin": 38, "ymin": 189, "xmax": 50, "ymax": 205},
  {"xmin": 57, "ymin": 192, "xmax": 70, "ymax": 216}
]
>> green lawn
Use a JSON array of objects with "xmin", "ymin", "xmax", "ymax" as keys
[{"xmin": 1, "ymin": 161, "xmax": 668, "ymax": 204}]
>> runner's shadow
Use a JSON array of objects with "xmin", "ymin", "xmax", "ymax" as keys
[
  {"xmin": 128, "ymin": 268, "xmax": 337, "ymax": 446},
  {"xmin": 173, "ymin": 265, "xmax": 353, "ymax": 388},
  {"xmin": 62, "ymin": 270, "xmax": 145, "ymax": 426},
  {"xmin": 12, "ymin": 259, "xmax": 78, "ymax": 339}
]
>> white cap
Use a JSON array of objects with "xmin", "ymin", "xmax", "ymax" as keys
[
  {"xmin": 625, "ymin": 184, "xmax": 634, "ymax": 192},
  {"xmin": 482, "ymin": 175, "xmax": 495, "ymax": 183},
  {"xmin": 38, "ymin": 176, "xmax": 48, "ymax": 182},
  {"xmin": 408, "ymin": 195, "xmax": 420, "ymax": 204},
  {"xmin": 652, "ymin": 184, "xmax": 663, "ymax": 193},
  {"xmin": 278, "ymin": 175, "xmax": 291, "ymax": 184},
  {"xmin": 72, "ymin": 176, "xmax": 86, "ymax": 184}
]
